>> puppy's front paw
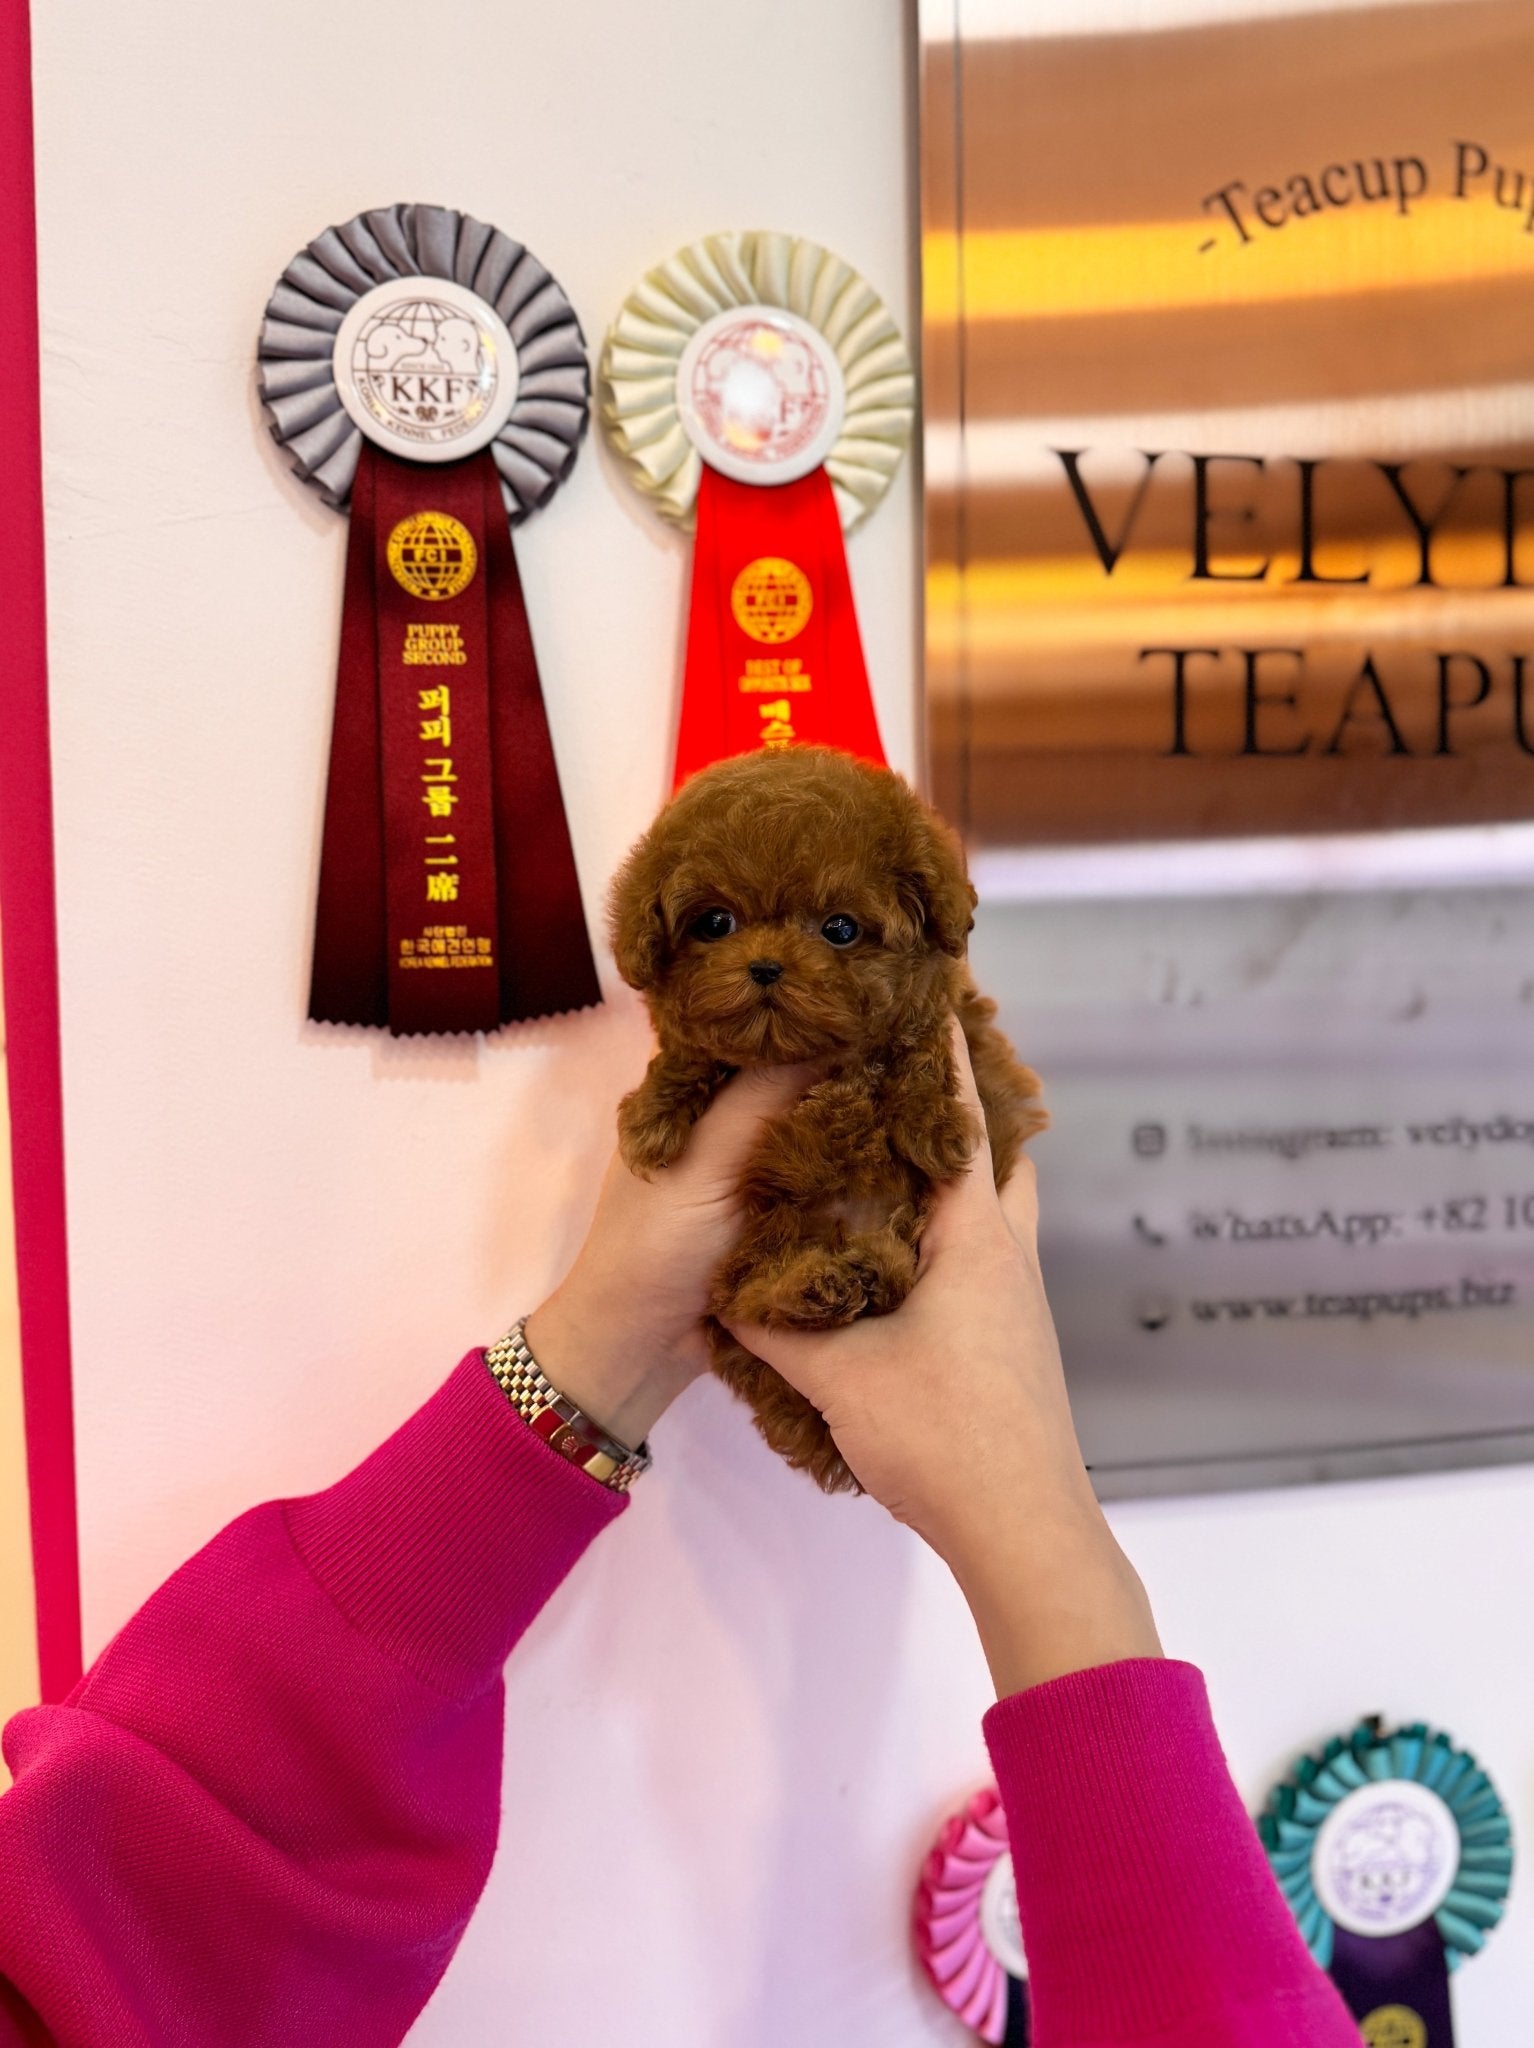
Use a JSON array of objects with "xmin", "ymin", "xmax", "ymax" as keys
[
  {"xmin": 723, "ymin": 1246, "xmax": 870, "ymax": 1329},
  {"xmin": 844, "ymin": 1231, "xmax": 918, "ymax": 1315},
  {"xmin": 617, "ymin": 1090, "xmax": 693, "ymax": 1178},
  {"xmin": 892, "ymin": 1094, "xmax": 980, "ymax": 1181}
]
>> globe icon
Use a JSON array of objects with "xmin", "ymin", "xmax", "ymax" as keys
[
  {"xmin": 357, "ymin": 300, "xmax": 486, "ymax": 386},
  {"xmin": 386, "ymin": 512, "xmax": 478, "ymax": 602},
  {"xmin": 348, "ymin": 291, "xmax": 501, "ymax": 452}
]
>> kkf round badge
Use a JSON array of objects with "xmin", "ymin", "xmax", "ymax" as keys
[
  {"xmin": 677, "ymin": 306, "xmax": 844, "ymax": 486},
  {"xmin": 601, "ymin": 228, "xmax": 913, "ymax": 534},
  {"xmin": 1259, "ymin": 1716, "xmax": 1511, "ymax": 1970},
  {"xmin": 1311, "ymin": 1779, "xmax": 1460, "ymax": 1938},
  {"xmin": 333, "ymin": 276, "xmax": 520, "ymax": 462}
]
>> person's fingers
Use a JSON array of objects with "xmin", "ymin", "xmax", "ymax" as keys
[
  {"xmin": 718, "ymin": 1317, "xmax": 851, "ymax": 1408},
  {"xmin": 948, "ymin": 1018, "xmax": 996, "ymax": 1195},
  {"xmin": 996, "ymin": 1152, "xmax": 1040, "ymax": 1251},
  {"xmin": 916, "ymin": 1019, "xmax": 1004, "ymax": 1262},
  {"xmin": 680, "ymin": 1062, "xmax": 821, "ymax": 1181}
]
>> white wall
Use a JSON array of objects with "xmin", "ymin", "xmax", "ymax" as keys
[{"xmin": 30, "ymin": 1, "xmax": 1530, "ymax": 2043}]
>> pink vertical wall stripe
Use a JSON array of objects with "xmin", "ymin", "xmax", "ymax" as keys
[{"xmin": 0, "ymin": 0, "xmax": 83, "ymax": 1702}]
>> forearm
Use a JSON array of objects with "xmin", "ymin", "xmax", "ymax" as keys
[
  {"xmin": 949, "ymin": 1499, "xmax": 1162, "ymax": 1698},
  {"xmin": 525, "ymin": 1285, "xmax": 696, "ymax": 1450},
  {"xmin": 986, "ymin": 1661, "xmax": 1361, "ymax": 2047},
  {"xmin": 920, "ymin": 1362, "xmax": 1162, "ymax": 1698},
  {"xmin": 0, "ymin": 1351, "xmax": 623, "ymax": 2047}
]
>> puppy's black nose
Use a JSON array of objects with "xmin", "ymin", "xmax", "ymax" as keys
[{"xmin": 748, "ymin": 958, "xmax": 783, "ymax": 986}]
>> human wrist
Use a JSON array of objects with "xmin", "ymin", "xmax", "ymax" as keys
[
  {"xmin": 523, "ymin": 1280, "xmax": 697, "ymax": 1449},
  {"xmin": 949, "ymin": 1507, "xmax": 1162, "ymax": 1698},
  {"xmin": 909, "ymin": 1398, "xmax": 1102, "ymax": 1580}
]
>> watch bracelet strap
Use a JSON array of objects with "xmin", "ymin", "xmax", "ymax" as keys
[{"xmin": 484, "ymin": 1317, "xmax": 652, "ymax": 1492}]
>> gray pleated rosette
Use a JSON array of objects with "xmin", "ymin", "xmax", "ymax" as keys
[{"xmin": 258, "ymin": 204, "xmax": 588, "ymax": 522}]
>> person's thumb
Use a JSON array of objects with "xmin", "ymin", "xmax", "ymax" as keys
[
  {"xmin": 684, "ymin": 1063, "xmax": 821, "ymax": 1181},
  {"xmin": 717, "ymin": 1316, "xmax": 843, "ymax": 1411}
]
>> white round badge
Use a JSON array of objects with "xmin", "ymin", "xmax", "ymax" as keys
[
  {"xmin": 1311, "ymin": 1779, "xmax": 1461, "ymax": 1938},
  {"xmin": 979, "ymin": 1851, "xmax": 1029, "ymax": 1981},
  {"xmin": 332, "ymin": 276, "xmax": 519, "ymax": 463},
  {"xmin": 676, "ymin": 305, "xmax": 846, "ymax": 487}
]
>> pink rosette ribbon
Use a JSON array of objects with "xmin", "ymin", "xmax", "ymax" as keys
[{"xmin": 914, "ymin": 1786, "xmax": 1030, "ymax": 2044}]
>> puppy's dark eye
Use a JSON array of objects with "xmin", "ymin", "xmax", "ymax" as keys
[
  {"xmin": 690, "ymin": 908, "xmax": 736, "ymax": 942},
  {"xmin": 820, "ymin": 914, "xmax": 860, "ymax": 948}
]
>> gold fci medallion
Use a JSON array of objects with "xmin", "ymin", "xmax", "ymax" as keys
[
  {"xmin": 386, "ymin": 512, "xmax": 478, "ymax": 602},
  {"xmin": 730, "ymin": 557, "xmax": 813, "ymax": 644},
  {"xmin": 1361, "ymin": 2009, "xmax": 1428, "ymax": 2048}
]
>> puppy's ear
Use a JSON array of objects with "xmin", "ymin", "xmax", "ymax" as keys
[
  {"xmin": 607, "ymin": 833, "xmax": 669, "ymax": 991},
  {"xmin": 897, "ymin": 806, "xmax": 976, "ymax": 958}
]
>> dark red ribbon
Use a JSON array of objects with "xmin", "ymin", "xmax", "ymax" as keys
[
  {"xmin": 309, "ymin": 443, "xmax": 599, "ymax": 1034},
  {"xmin": 673, "ymin": 462, "xmax": 886, "ymax": 787}
]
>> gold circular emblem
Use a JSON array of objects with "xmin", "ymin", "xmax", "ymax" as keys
[
  {"xmin": 1361, "ymin": 2006, "xmax": 1428, "ymax": 2048},
  {"xmin": 730, "ymin": 556, "xmax": 813, "ymax": 644},
  {"xmin": 386, "ymin": 511, "xmax": 478, "ymax": 601}
]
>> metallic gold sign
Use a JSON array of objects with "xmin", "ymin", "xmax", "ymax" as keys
[
  {"xmin": 920, "ymin": 4, "xmax": 1534, "ymax": 1508},
  {"xmin": 920, "ymin": 0, "xmax": 1534, "ymax": 846}
]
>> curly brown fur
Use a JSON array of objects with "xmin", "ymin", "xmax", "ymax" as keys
[{"xmin": 609, "ymin": 747, "xmax": 1046, "ymax": 1492}]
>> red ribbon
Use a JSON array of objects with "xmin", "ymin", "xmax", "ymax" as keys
[
  {"xmin": 673, "ymin": 463, "xmax": 885, "ymax": 787},
  {"xmin": 309, "ymin": 444, "xmax": 599, "ymax": 1034}
]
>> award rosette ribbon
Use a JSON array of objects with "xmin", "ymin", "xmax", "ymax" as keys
[
  {"xmin": 1260, "ymin": 1716, "xmax": 1513, "ymax": 2047},
  {"xmin": 599, "ymin": 231, "xmax": 914, "ymax": 786},
  {"xmin": 258, "ymin": 204, "xmax": 600, "ymax": 1034},
  {"xmin": 915, "ymin": 1786, "xmax": 1030, "ymax": 2045}
]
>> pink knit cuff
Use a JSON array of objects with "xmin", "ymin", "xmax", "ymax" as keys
[
  {"xmin": 983, "ymin": 1659, "xmax": 1338, "ymax": 2042},
  {"xmin": 283, "ymin": 1350, "xmax": 625, "ymax": 1698}
]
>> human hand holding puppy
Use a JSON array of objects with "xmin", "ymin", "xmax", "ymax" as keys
[
  {"xmin": 525, "ymin": 1060, "xmax": 820, "ymax": 1450},
  {"xmin": 528, "ymin": 1013, "xmax": 1158, "ymax": 1696},
  {"xmin": 606, "ymin": 747, "xmax": 1046, "ymax": 1491},
  {"xmin": 726, "ymin": 1027, "xmax": 1162, "ymax": 1696}
]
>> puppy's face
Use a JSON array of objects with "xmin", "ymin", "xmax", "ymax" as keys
[{"xmin": 609, "ymin": 750, "xmax": 975, "ymax": 1065}]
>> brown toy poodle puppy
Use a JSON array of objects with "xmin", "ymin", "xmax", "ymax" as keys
[{"xmin": 609, "ymin": 746, "xmax": 1046, "ymax": 1493}]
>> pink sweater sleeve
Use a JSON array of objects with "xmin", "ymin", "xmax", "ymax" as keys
[
  {"xmin": 985, "ymin": 1659, "xmax": 1361, "ymax": 2047},
  {"xmin": 0, "ymin": 1350, "xmax": 624, "ymax": 2048}
]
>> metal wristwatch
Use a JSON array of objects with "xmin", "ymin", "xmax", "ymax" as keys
[{"xmin": 484, "ymin": 1317, "xmax": 652, "ymax": 1492}]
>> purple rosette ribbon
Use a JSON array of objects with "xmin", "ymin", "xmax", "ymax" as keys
[{"xmin": 1260, "ymin": 1716, "xmax": 1512, "ymax": 2048}]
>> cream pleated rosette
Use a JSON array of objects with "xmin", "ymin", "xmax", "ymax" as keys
[{"xmin": 599, "ymin": 230, "xmax": 914, "ymax": 533}]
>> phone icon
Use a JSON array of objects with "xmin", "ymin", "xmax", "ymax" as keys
[{"xmin": 1133, "ymin": 1214, "xmax": 1168, "ymax": 1248}]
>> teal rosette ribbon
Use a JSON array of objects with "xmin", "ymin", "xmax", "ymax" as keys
[{"xmin": 1259, "ymin": 1716, "xmax": 1512, "ymax": 1971}]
